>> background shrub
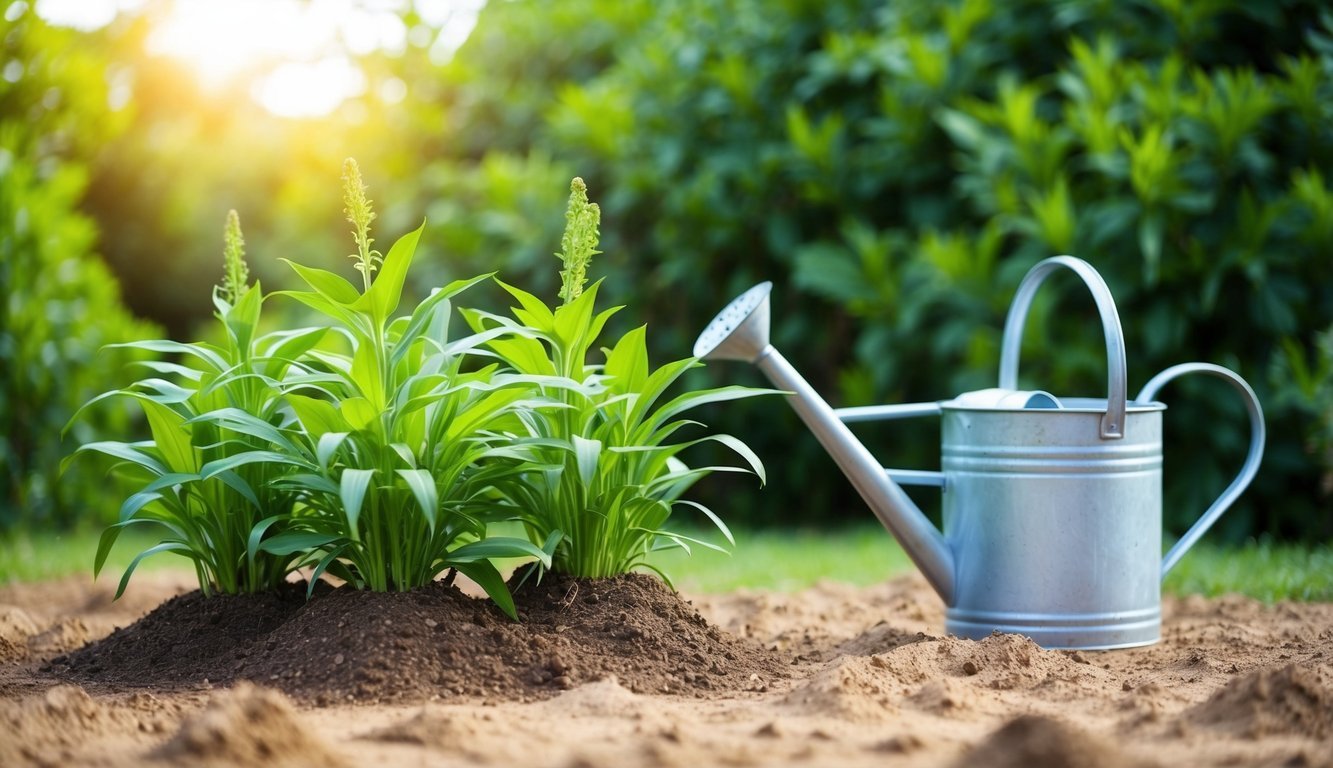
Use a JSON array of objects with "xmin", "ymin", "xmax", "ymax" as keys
[
  {"xmin": 0, "ymin": 12, "xmax": 158, "ymax": 531},
  {"xmin": 458, "ymin": 0, "xmax": 1333, "ymax": 539}
]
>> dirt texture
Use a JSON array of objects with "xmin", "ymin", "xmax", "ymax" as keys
[
  {"xmin": 48, "ymin": 573, "xmax": 785, "ymax": 704},
  {"xmin": 2, "ymin": 570, "xmax": 1332, "ymax": 767}
]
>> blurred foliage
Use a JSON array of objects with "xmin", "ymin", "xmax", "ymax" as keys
[
  {"xmin": 514, "ymin": 0, "xmax": 1333, "ymax": 539},
  {"xmin": 0, "ymin": 9, "xmax": 158, "ymax": 531},
  {"xmin": 8, "ymin": 0, "xmax": 1333, "ymax": 540}
]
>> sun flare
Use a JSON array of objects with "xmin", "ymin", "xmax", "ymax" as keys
[
  {"xmin": 34, "ymin": 0, "xmax": 480, "ymax": 118},
  {"xmin": 143, "ymin": 0, "xmax": 380, "ymax": 118}
]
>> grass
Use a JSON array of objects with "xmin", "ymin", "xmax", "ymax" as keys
[
  {"xmin": 1, "ymin": 526, "xmax": 172, "ymax": 585},
  {"xmin": 4, "ymin": 524, "xmax": 1330, "ymax": 602}
]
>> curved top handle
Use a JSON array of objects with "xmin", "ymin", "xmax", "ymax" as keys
[{"xmin": 999, "ymin": 256, "xmax": 1128, "ymax": 439}]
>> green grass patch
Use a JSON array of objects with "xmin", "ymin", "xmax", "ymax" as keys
[
  {"xmin": 4, "ymin": 525, "xmax": 1330, "ymax": 603},
  {"xmin": 1163, "ymin": 537, "xmax": 1333, "ymax": 602},
  {"xmin": 645, "ymin": 524, "xmax": 914, "ymax": 593},
  {"xmin": 1, "ymin": 526, "xmax": 171, "ymax": 586}
]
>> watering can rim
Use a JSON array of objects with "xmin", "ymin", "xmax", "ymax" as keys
[{"xmin": 939, "ymin": 396, "xmax": 1167, "ymax": 414}]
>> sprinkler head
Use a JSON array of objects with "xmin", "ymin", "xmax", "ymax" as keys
[{"xmin": 693, "ymin": 282, "xmax": 772, "ymax": 363}]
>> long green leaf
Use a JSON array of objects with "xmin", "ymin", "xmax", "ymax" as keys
[
  {"xmin": 340, "ymin": 468, "xmax": 375, "ymax": 538},
  {"xmin": 108, "ymin": 339, "xmax": 226, "ymax": 371},
  {"xmin": 67, "ymin": 441, "xmax": 167, "ymax": 476},
  {"xmin": 246, "ymin": 515, "xmax": 286, "ymax": 568},
  {"xmin": 355, "ymin": 222, "xmax": 423, "ymax": 322},
  {"xmin": 113, "ymin": 542, "xmax": 196, "ymax": 600},
  {"xmin": 94, "ymin": 519, "xmax": 173, "ymax": 577},
  {"xmin": 396, "ymin": 468, "xmax": 438, "ymax": 533},
  {"xmin": 259, "ymin": 531, "xmax": 343, "ymax": 556},
  {"xmin": 287, "ymin": 393, "xmax": 348, "ymax": 440},
  {"xmin": 447, "ymin": 536, "xmax": 554, "ymax": 567},
  {"xmin": 452, "ymin": 561, "xmax": 517, "ymax": 621},
  {"xmin": 139, "ymin": 399, "xmax": 199, "ymax": 474},
  {"xmin": 199, "ymin": 450, "xmax": 311, "ymax": 479},
  {"xmin": 282, "ymin": 260, "xmax": 362, "ymax": 305}
]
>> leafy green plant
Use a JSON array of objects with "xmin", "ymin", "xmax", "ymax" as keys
[
  {"xmin": 463, "ymin": 178, "xmax": 770, "ymax": 579},
  {"xmin": 252, "ymin": 160, "xmax": 552, "ymax": 615},
  {"xmin": 69, "ymin": 211, "xmax": 322, "ymax": 596}
]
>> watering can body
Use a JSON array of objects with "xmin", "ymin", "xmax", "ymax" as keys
[
  {"xmin": 940, "ymin": 399, "xmax": 1165, "ymax": 648},
  {"xmin": 695, "ymin": 256, "xmax": 1265, "ymax": 650}
]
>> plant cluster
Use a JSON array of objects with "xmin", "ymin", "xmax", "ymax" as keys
[{"xmin": 73, "ymin": 167, "xmax": 765, "ymax": 613}]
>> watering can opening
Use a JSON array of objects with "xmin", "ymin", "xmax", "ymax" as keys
[{"xmin": 950, "ymin": 388, "xmax": 1064, "ymax": 410}]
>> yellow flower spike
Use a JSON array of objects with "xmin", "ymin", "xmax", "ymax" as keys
[
  {"xmin": 556, "ymin": 177, "xmax": 601, "ymax": 305},
  {"xmin": 220, "ymin": 209, "xmax": 249, "ymax": 303},
  {"xmin": 342, "ymin": 157, "xmax": 381, "ymax": 290}
]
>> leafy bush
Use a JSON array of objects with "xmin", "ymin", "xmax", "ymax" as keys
[
  {"xmin": 0, "ymin": 10, "xmax": 157, "ymax": 531},
  {"xmin": 267, "ymin": 161, "xmax": 551, "ymax": 612},
  {"xmin": 476, "ymin": 0, "xmax": 1333, "ymax": 539},
  {"xmin": 462, "ymin": 179, "xmax": 769, "ymax": 578},
  {"xmin": 72, "ymin": 212, "xmax": 320, "ymax": 595}
]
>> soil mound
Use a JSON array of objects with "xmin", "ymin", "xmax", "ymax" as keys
[
  {"xmin": 50, "ymin": 583, "xmax": 311, "ymax": 687},
  {"xmin": 241, "ymin": 572, "xmax": 786, "ymax": 703},
  {"xmin": 1186, "ymin": 663, "xmax": 1333, "ymax": 739},
  {"xmin": 0, "ymin": 606, "xmax": 39, "ymax": 664},
  {"xmin": 865, "ymin": 632, "xmax": 1103, "ymax": 692},
  {"xmin": 953, "ymin": 714, "xmax": 1157, "ymax": 768},
  {"xmin": 50, "ymin": 573, "xmax": 785, "ymax": 704},
  {"xmin": 0, "ymin": 685, "xmax": 137, "ymax": 767},
  {"xmin": 154, "ymin": 682, "xmax": 344, "ymax": 767},
  {"xmin": 782, "ymin": 656, "xmax": 900, "ymax": 721}
]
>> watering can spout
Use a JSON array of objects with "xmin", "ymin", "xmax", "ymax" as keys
[{"xmin": 694, "ymin": 283, "xmax": 956, "ymax": 604}]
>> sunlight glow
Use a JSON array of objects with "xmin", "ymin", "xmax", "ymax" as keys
[{"xmin": 35, "ymin": 0, "xmax": 482, "ymax": 118}]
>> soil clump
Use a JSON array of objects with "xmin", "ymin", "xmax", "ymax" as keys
[
  {"xmin": 153, "ymin": 682, "xmax": 344, "ymax": 767},
  {"xmin": 1186, "ymin": 663, "xmax": 1333, "ymax": 739},
  {"xmin": 953, "ymin": 714, "xmax": 1158, "ymax": 768}
]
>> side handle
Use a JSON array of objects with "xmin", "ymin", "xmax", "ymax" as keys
[
  {"xmin": 1137, "ymin": 363, "xmax": 1266, "ymax": 578},
  {"xmin": 834, "ymin": 402, "xmax": 948, "ymax": 488}
]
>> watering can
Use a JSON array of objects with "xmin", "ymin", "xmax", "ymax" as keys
[{"xmin": 694, "ymin": 256, "xmax": 1265, "ymax": 650}]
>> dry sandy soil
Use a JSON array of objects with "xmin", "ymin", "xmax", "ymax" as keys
[{"xmin": 1, "ymin": 568, "xmax": 1331, "ymax": 768}]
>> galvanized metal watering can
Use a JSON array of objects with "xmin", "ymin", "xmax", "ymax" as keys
[{"xmin": 694, "ymin": 256, "xmax": 1265, "ymax": 650}]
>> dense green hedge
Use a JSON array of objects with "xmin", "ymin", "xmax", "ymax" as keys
[
  {"xmin": 0, "ymin": 12, "xmax": 158, "ymax": 530},
  {"xmin": 412, "ymin": 0, "xmax": 1333, "ymax": 539}
]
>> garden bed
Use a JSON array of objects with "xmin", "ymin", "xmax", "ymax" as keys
[{"xmin": 3, "ymin": 571, "xmax": 1332, "ymax": 767}]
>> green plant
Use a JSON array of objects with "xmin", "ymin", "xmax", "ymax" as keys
[
  {"xmin": 69, "ymin": 211, "xmax": 323, "ymax": 596},
  {"xmin": 463, "ymin": 178, "xmax": 770, "ymax": 579},
  {"xmin": 255, "ymin": 160, "xmax": 552, "ymax": 615}
]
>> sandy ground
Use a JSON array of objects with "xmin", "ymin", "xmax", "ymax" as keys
[{"xmin": 2, "ymin": 570, "xmax": 1331, "ymax": 768}]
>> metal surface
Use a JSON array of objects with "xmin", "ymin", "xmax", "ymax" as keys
[
  {"xmin": 939, "ymin": 399, "xmax": 1166, "ymax": 648},
  {"xmin": 694, "ymin": 256, "xmax": 1265, "ymax": 651},
  {"xmin": 1137, "ymin": 363, "xmax": 1266, "ymax": 576},
  {"xmin": 999, "ymin": 256, "xmax": 1128, "ymax": 438},
  {"xmin": 692, "ymin": 281, "xmax": 772, "ymax": 363}
]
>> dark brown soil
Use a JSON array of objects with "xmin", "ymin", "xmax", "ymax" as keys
[
  {"xmin": 46, "ymin": 583, "xmax": 313, "ymax": 688},
  {"xmin": 47, "ymin": 573, "xmax": 787, "ymax": 704}
]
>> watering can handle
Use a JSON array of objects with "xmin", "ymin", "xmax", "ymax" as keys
[
  {"xmin": 1138, "ymin": 363, "xmax": 1266, "ymax": 578},
  {"xmin": 999, "ymin": 256, "xmax": 1128, "ymax": 439}
]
